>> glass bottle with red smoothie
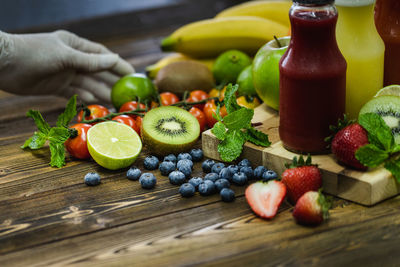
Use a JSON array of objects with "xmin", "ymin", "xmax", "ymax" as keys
[
  {"xmin": 375, "ymin": 0, "xmax": 400, "ymax": 86},
  {"xmin": 279, "ymin": 0, "xmax": 346, "ymax": 154}
]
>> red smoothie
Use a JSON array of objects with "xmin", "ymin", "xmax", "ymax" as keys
[{"xmin": 279, "ymin": 2, "xmax": 346, "ymax": 154}]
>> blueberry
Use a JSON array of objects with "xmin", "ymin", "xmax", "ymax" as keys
[
  {"xmin": 198, "ymin": 180, "xmax": 216, "ymax": 196},
  {"xmin": 232, "ymin": 172, "xmax": 248, "ymax": 186},
  {"xmin": 143, "ymin": 156, "xmax": 159, "ymax": 170},
  {"xmin": 177, "ymin": 153, "xmax": 192, "ymax": 161},
  {"xmin": 262, "ymin": 170, "xmax": 278, "ymax": 182},
  {"xmin": 220, "ymin": 188, "xmax": 235, "ymax": 202},
  {"xmin": 178, "ymin": 164, "xmax": 192, "ymax": 178},
  {"xmin": 211, "ymin": 162, "xmax": 225, "ymax": 174},
  {"xmin": 205, "ymin": 172, "xmax": 219, "ymax": 182},
  {"xmin": 240, "ymin": 166, "xmax": 254, "ymax": 180},
  {"xmin": 177, "ymin": 159, "xmax": 193, "ymax": 169},
  {"xmin": 188, "ymin": 177, "xmax": 203, "ymax": 189},
  {"xmin": 139, "ymin": 173, "xmax": 156, "ymax": 189},
  {"xmin": 254, "ymin": 166, "xmax": 267, "ymax": 180},
  {"xmin": 159, "ymin": 161, "xmax": 176, "ymax": 176},
  {"xmin": 163, "ymin": 154, "xmax": 177, "ymax": 163},
  {"xmin": 190, "ymin": 148, "xmax": 203, "ymax": 162},
  {"xmin": 169, "ymin": 171, "xmax": 186, "ymax": 185},
  {"xmin": 238, "ymin": 159, "xmax": 252, "ymax": 168},
  {"xmin": 227, "ymin": 165, "xmax": 239, "ymax": 175},
  {"xmin": 84, "ymin": 172, "xmax": 101, "ymax": 186},
  {"xmin": 218, "ymin": 168, "xmax": 232, "ymax": 181},
  {"xmin": 126, "ymin": 167, "xmax": 141, "ymax": 181},
  {"xmin": 215, "ymin": 178, "xmax": 230, "ymax": 192},
  {"xmin": 179, "ymin": 183, "xmax": 196, "ymax": 198},
  {"xmin": 202, "ymin": 159, "xmax": 215, "ymax": 173}
]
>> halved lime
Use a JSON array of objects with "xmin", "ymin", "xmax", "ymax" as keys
[
  {"xmin": 87, "ymin": 121, "xmax": 142, "ymax": 170},
  {"xmin": 375, "ymin": 85, "xmax": 400, "ymax": 97}
]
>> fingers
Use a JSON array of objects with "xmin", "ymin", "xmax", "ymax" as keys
[
  {"xmin": 63, "ymin": 86, "xmax": 100, "ymax": 104},
  {"xmin": 110, "ymin": 57, "xmax": 135, "ymax": 77},
  {"xmin": 71, "ymin": 74, "xmax": 111, "ymax": 103},
  {"xmin": 67, "ymin": 49, "xmax": 119, "ymax": 73},
  {"xmin": 90, "ymin": 71, "xmax": 120, "ymax": 87},
  {"xmin": 55, "ymin": 30, "xmax": 111, "ymax": 54}
]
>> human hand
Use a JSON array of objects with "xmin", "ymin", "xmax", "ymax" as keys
[{"xmin": 0, "ymin": 30, "xmax": 134, "ymax": 103}]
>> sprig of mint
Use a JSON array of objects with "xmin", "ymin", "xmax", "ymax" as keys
[
  {"xmin": 355, "ymin": 113, "xmax": 400, "ymax": 182},
  {"xmin": 22, "ymin": 95, "xmax": 77, "ymax": 168},
  {"xmin": 211, "ymin": 84, "xmax": 271, "ymax": 162}
]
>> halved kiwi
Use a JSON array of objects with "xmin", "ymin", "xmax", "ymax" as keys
[
  {"xmin": 359, "ymin": 95, "xmax": 400, "ymax": 144},
  {"xmin": 141, "ymin": 106, "xmax": 200, "ymax": 156}
]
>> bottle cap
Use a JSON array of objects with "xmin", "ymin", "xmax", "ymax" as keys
[
  {"xmin": 293, "ymin": 0, "xmax": 334, "ymax": 4},
  {"xmin": 335, "ymin": 0, "xmax": 375, "ymax": 6}
]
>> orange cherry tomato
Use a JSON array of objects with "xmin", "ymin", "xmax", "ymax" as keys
[
  {"xmin": 160, "ymin": 92, "xmax": 180, "ymax": 106},
  {"xmin": 189, "ymin": 107, "xmax": 206, "ymax": 132},
  {"xmin": 203, "ymin": 100, "xmax": 227, "ymax": 128},
  {"xmin": 150, "ymin": 101, "xmax": 159, "ymax": 109},
  {"xmin": 119, "ymin": 101, "xmax": 146, "ymax": 119},
  {"xmin": 77, "ymin": 105, "xmax": 109, "ymax": 124},
  {"xmin": 208, "ymin": 87, "xmax": 226, "ymax": 101},
  {"xmin": 112, "ymin": 115, "xmax": 140, "ymax": 134},
  {"xmin": 236, "ymin": 96, "xmax": 261, "ymax": 109},
  {"xmin": 136, "ymin": 116, "xmax": 143, "ymax": 136},
  {"xmin": 187, "ymin": 90, "xmax": 209, "ymax": 110},
  {"xmin": 64, "ymin": 123, "xmax": 92, "ymax": 159}
]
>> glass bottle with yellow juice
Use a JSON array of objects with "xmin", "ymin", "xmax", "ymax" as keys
[{"xmin": 336, "ymin": 0, "xmax": 384, "ymax": 119}]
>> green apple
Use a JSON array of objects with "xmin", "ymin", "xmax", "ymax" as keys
[{"xmin": 252, "ymin": 36, "xmax": 290, "ymax": 111}]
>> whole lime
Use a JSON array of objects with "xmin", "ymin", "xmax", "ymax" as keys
[
  {"xmin": 212, "ymin": 50, "xmax": 251, "ymax": 85},
  {"xmin": 111, "ymin": 73, "xmax": 157, "ymax": 109},
  {"xmin": 253, "ymin": 36, "xmax": 290, "ymax": 111},
  {"xmin": 237, "ymin": 65, "xmax": 257, "ymax": 96}
]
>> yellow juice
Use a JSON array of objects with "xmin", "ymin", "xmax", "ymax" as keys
[{"xmin": 336, "ymin": 3, "xmax": 385, "ymax": 119}]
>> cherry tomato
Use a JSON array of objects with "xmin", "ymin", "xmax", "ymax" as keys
[
  {"xmin": 209, "ymin": 87, "xmax": 226, "ymax": 101},
  {"xmin": 160, "ymin": 92, "xmax": 180, "ymax": 106},
  {"xmin": 112, "ymin": 115, "xmax": 140, "ymax": 134},
  {"xmin": 189, "ymin": 107, "xmax": 206, "ymax": 132},
  {"xmin": 65, "ymin": 123, "xmax": 92, "ymax": 159},
  {"xmin": 203, "ymin": 100, "xmax": 227, "ymax": 128},
  {"xmin": 236, "ymin": 96, "xmax": 261, "ymax": 109},
  {"xmin": 150, "ymin": 101, "xmax": 159, "ymax": 109},
  {"xmin": 136, "ymin": 116, "xmax": 143, "ymax": 135},
  {"xmin": 187, "ymin": 90, "xmax": 209, "ymax": 110},
  {"xmin": 119, "ymin": 101, "xmax": 146, "ymax": 119},
  {"xmin": 77, "ymin": 105, "xmax": 109, "ymax": 124}
]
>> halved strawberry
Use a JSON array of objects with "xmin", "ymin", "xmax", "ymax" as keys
[
  {"xmin": 292, "ymin": 190, "xmax": 331, "ymax": 226},
  {"xmin": 245, "ymin": 180, "xmax": 286, "ymax": 219}
]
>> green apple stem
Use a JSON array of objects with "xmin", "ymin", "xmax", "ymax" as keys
[{"xmin": 274, "ymin": 35, "xmax": 282, "ymax": 48}]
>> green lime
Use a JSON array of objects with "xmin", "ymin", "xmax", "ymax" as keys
[
  {"xmin": 212, "ymin": 50, "xmax": 251, "ymax": 85},
  {"xmin": 237, "ymin": 65, "xmax": 257, "ymax": 96},
  {"xmin": 374, "ymin": 85, "xmax": 400, "ymax": 97},
  {"xmin": 87, "ymin": 121, "xmax": 142, "ymax": 170},
  {"xmin": 111, "ymin": 73, "xmax": 157, "ymax": 110}
]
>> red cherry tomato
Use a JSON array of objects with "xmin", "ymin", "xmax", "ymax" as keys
[
  {"xmin": 203, "ymin": 100, "xmax": 227, "ymax": 128},
  {"xmin": 189, "ymin": 107, "xmax": 206, "ymax": 132},
  {"xmin": 112, "ymin": 115, "xmax": 140, "ymax": 134},
  {"xmin": 136, "ymin": 116, "xmax": 143, "ymax": 135},
  {"xmin": 187, "ymin": 90, "xmax": 209, "ymax": 110},
  {"xmin": 65, "ymin": 123, "xmax": 92, "ymax": 159},
  {"xmin": 77, "ymin": 105, "xmax": 109, "ymax": 124},
  {"xmin": 119, "ymin": 101, "xmax": 146, "ymax": 119},
  {"xmin": 160, "ymin": 92, "xmax": 180, "ymax": 106}
]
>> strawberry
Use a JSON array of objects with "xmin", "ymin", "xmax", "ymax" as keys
[
  {"xmin": 281, "ymin": 155, "xmax": 322, "ymax": 204},
  {"xmin": 331, "ymin": 123, "xmax": 369, "ymax": 170},
  {"xmin": 292, "ymin": 190, "xmax": 331, "ymax": 226},
  {"xmin": 245, "ymin": 180, "xmax": 286, "ymax": 219}
]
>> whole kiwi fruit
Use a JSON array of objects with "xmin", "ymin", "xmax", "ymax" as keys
[{"xmin": 155, "ymin": 61, "xmax": 214, "ymax": 95}]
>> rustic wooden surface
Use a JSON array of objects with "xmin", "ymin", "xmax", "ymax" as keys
[{"xmin": 1, "ymin": 19, "xmax": 400, "ymax": 267}]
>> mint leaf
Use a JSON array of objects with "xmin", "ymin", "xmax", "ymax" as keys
[
  {"xmin": 48, "ymin": 127, "xmax": 70, "ymax": 143},
  {"xmin": 26, "ymin": 110, "xmax": 51, "ymax": 134},
  {"xmin": 392, "ymin": 145, "xmax": 400, "ymax": 154},
  {"xmin": 211, "ymin": 121, "xmax": 226, "ymax": 141},
  {"xmin": 49, "ymin": 141, "xmax": 66, "ymax": 168},
  {"xmin": 244, "ymin": 128, "xmax": 271, "ymax": 147},
  {"xmin": 355, "ymin": 144, "xmax": 389, "ymax": 168},
  {"xmin": 218, "ymin": 130, "xmax": 246, "ymax": 162},
  {"xmin": 56, "ymin": 95, "xmax": 77, "ymax": 127},
  {"xmin": 224, "ymin": 84, "xmax": 241, "ymax": 113},
  {"xmin": 223, "ymin": 108, "xmax": 253, "ymax": 130},
  {"xmin": 21, "ymin": 132, "xmax": 47, "ymax": 149},
  {"xmin": 359, "ymin": 113, "xmax": 394, "ymax": 151},
  {"xmin": 384, "ymin": 158, "xmax": 400, "ymax": 183},
  {"xmin": 212, "ymin": 104, "xmax": 223, "ymax": 122}
]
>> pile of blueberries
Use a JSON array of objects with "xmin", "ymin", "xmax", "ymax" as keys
[{"xmin": 124, "ymin": 148, "xmax": 278, "ymax": 203}]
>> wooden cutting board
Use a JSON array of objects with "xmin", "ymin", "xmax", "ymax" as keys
[{"xmin": 202, "ymin": 103, "xmax": 400, "ymax": 206}]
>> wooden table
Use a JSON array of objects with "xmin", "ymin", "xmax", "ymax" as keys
[{"xmin": 1, "ymin": 29, "xmax": 400, "ymax": 267}]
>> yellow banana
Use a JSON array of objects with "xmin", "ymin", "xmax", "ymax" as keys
[
  {"xmin": 161, "ymin": 16, "xmax": 289, "ymax": 58},
  {"xmin": 216, "ymin": 0, "xmax": 292, "ymax": 27},
  {"xmin": 146, "ymin": 53, "xmax": 215, "ymax": 79}
]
